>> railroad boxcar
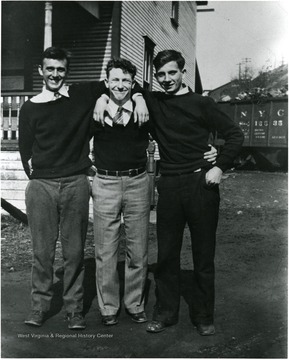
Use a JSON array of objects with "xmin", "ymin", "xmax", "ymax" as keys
[{"xmin": 216, "ymin": 97, "xmax": 288, "ymax": 170}]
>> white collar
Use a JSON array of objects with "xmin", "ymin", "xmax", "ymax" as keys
[
  {"xmin": 173, "ymin": 85, "xmax": 190, "ymax": 96},
  {"xmin": 30, "ymin": 85, "xmax": 69, "ymax": 103},
  {"xmin": 108, "ymin": 99, "xmax": 133, "ymax": 114},
  {"xmin": 105, "ymin": 99, "xmax": 133, "ymax": 127}
]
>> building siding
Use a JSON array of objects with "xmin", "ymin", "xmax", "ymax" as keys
[
  {"xmin": 32, "ymin": 2, "xmax": 114, "ymax": 91},
  {"xmin": 120, "ymin": 1, "xmax": 197, "ymax": 90}
]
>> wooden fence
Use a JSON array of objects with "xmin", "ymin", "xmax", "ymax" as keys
[{"xmin": 1, "ymin": 93, "xmax": 35, "ymax": 150}]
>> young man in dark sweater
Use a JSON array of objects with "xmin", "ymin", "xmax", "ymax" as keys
[
  {"xmin": 18, "ymin": 48, "xmax": 148, "ymax": 330},
  {"xmin": 141, "ymin": 50, "xmax": 244, "ymax": 335},
  {"xmin": 91, "ymin": 59, "xmax": 150, "ymax": 326}
]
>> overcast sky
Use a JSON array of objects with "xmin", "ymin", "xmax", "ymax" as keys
[{"xmin": 196, "ymin": 0, "xmax": 288, "ymax": 90}]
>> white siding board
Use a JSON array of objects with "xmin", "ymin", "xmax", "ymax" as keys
[
  {"xmin": 120, "ymin": 1, "xmax": 197, "ymax": 90},
  {"xmin": 1, "ymin": 151, "xmax": 21, "ymax": 161},
  {"xmin": 2, "ymin": 180, "xmax": 28, "ymax": 191},
  {"xmin": 1, "ymin": 170, "xmax": 28, "ymax": 181},
  {"xmin": 1, "ymin": 161, "xmax": 23, "ymax": 170},
  {"xmin": 1, "ymin": 190, "xmax": 27, "ymax": 201}
]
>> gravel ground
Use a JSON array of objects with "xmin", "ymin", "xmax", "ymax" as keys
[{"xmin": 1, "ymin": 170, "xmax": 287, "ymax": 358}]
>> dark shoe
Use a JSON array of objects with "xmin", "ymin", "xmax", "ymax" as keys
[
  {"xmin": 67, "ymin": 312, "xmax": 86, "ymax": 330},
  {"xmin": 130, "ymin": 311, "xmax": 147, "ymax": 323},
  {"xmin": 25, "ymin": 310, "xmax": 45, "ymax": 327},
  {"xmin": 102, "ymin": 315, "xmax": 118, "ymax": 326},
  {"xmin": 146, "ymin": 320, "xmax": 167, "ymax": 333},
  {"xmin": 196, "ymin": 323, "xmax": 215, "ymax": 336}
]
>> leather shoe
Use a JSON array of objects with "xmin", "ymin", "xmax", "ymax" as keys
[
  {"xmin": 67, "ymin": 312, "xmax": 86, "ymax": 330},
  {"xmin": 130, "ymin": 311, "xmax": 147, "ymax": 323},
  {"xmin": 146, "ymin": 320, "xmax": 166, "ymax": 333},
  {"xmin": 25, "ymin": 310, "xmax": 45, "ymax": 327},
  {"xmin": 196, "ymin": 323, "xmax": 215, "ymax": 336},
  {"xmin": 102, "ymin": 315, "xmax": 118, "ymax": 326}
]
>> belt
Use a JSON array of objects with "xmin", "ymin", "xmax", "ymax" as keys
[
  {"xmin": 161, "ymin": 168, "xmax": 202, "ymax": 176},
  {"xmin": 96, "ymin": 166, "xmax": 146, "ymax": 177}
]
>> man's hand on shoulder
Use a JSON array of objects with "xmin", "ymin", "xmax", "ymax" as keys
[
  {"xmin": 205, "ymin": 166, "xmax": 223, "ymax": 185},
  {"xmin": 93, "ymin": 94, "xmax": 109, "ymax": 127},
  {"xmin": 133, "ymin": 94, "xmax": 149, "ymax": 127}
]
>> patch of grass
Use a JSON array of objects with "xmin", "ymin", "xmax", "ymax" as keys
[
  {"xmin": 1, "ymin": 215, "xmax": 96, "ymax": 272},
  {"xmin": 1, "ymin": 215, "xmax": 32, "ymax": 272}
]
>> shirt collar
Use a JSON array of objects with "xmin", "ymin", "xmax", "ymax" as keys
[
  {"xmin": 108, "ymin": 99, "xmax": 133, "ymax": 115},
  {"xmin": 105, "ymin": 99, "xmax": 133, "ymax": 127},
  {"xmin": 174, "ymin": 85, "xmax": 190, "ymax": 96},
  {"xmin": 30, "ymin": 85, "xmax": 69, "ymax": 103}
]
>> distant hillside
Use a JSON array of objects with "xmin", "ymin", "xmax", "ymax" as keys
[{"xmin": 208, "ymin": 64, "xmax": 288, "ymax": 102}]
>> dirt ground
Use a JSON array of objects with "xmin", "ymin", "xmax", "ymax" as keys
[{"xmin": 1, "ymin": 170, "xmax": 287, "ymax": 358}]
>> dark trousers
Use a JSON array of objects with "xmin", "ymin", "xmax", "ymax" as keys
[{"xmin": 153, "ymin": 170, "xmax": 220, "ymax": 325}]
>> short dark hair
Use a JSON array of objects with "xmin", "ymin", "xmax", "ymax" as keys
[
  {"xmin": 41, "ymin": 47, "xmax": 71, "ymax": 68},
  {"xmin": 106, "ymin": 58, "xmax": 137, "ymax": 79},
  {"xmin": 153, "ymin": 50, "xmax": 185, "ymax": 72}
]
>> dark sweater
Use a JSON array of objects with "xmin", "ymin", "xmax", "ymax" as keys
[
  {"xmin": 93, "ymin": 114, "xmax": 149, "ymax": 170},
  {"xmin": 144, "ymin": 90, "xmax": 244, "ymax": 174},
  {"xmin": 19, "ymin": 82, "xmax": 106, "ymax": 179}
]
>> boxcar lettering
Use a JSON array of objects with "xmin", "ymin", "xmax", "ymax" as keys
[
  {"xmin": 258, "ymin": 110, "xmax": 266, "ymax": 117},
  {"xmin": 277, "ymin": 109, "xmax": 285, "ymax": 117}
]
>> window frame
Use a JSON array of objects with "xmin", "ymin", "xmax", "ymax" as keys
[
  {"xmin": 171, "ymin": 1, "xmax": 179, "ymax": 27},
  {"xmin": 143, "ymin": 36, "xmax": 156, "ymax": 91}
]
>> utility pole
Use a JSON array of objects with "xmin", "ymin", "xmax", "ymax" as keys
[
  {"xmin": 236, "ymin": 62, "xmax": 242, "ymax": 80},
  {"xmin": 242, "ymin": 58, "xmax": 251, "ymax": 81}
]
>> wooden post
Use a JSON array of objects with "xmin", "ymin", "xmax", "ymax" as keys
[
  {"xmin": 111, "ymin": 1, "xmax": 121, "ymax": 58},
  {"xmin": 44, "ymin": 2, "xmax": 53, "ymax": 50}
]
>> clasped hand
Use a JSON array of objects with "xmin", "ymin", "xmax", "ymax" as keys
[{"xmin": 205, "ymin": 166, "xmax": 223, "ymax": 186}]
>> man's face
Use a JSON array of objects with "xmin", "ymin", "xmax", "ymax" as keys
[
  {"xmin": 155, "ymin": 61, "xmax": 186, "ymax": 94},
  {"xmin": 105, "ymin": 68, "xmax": 134, "ymax": 105},
  {"xmin": 38, "ymin": 58, "xmax": 68, "ymax": 92}
]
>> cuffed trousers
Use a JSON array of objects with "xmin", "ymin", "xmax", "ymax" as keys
[
  {"xmin": 25, "ymin": 175, "xmax": 90, "ymax": 313},
  {"xmin": 92, "ymin": 172, "xmax": 150, "ymax": 316}
]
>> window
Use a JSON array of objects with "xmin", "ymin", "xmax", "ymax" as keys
[
  {"xmin": 171, "ymin": 1, "xmax": 179, "ymax": 27},
  {"xmin": 143, "ymin": 36, "xmax": 155, "ymax": 90}
]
